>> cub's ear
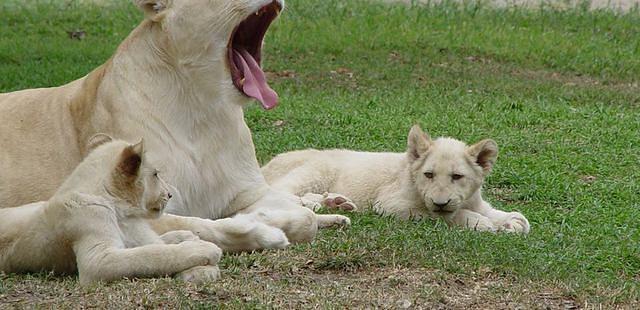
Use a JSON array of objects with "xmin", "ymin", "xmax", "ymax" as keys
[
  {"xmin": 407, "ymin": 124, "xmax": 432, "ymax": 161},
  {"xmin": 134, "ymin": 0, "xmax": 168, "ymax": 20},
  {"xmin": 87, "ymin": 133, "xmax": 113, "ymax": 152},
  {"xmin": 467, "ymin": 139, "xmax": 498, "ymax": 175},
  {"xmin": 117, "ymin": 139, "xmax": 144, "ymax": 179}
]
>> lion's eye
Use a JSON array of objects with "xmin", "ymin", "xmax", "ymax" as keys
[
  {"xmin": 424, "ymin": 172, "xmax": 434, "ymax": 179},
  {"xmin": 153, "ymin": 170, "xmax": 160, "ymax": 178},
  {"xmin": 452, "ymin": 174, "xmax": 464, "ymax": 180}
]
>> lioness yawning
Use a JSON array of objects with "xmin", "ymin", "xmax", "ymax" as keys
[
  {"xmin": 263, "ymin": 125, "xmax": 530, "ymax": 233},
  {"xmin": 0, "ymin": 0, "xmax": 349, "ymax": 252}
]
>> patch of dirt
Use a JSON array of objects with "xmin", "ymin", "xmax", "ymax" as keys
[
  {"xmin": 192, "ymin": 267, "xmax": 622, "ymax": 308},
  {"xmin": 2, "ymin": 268, "xmax": 634, "ymax": 308}
]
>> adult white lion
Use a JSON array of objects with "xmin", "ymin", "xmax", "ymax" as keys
[{"xmin": 0, "ymin": 0, "xmax": 348, "ymax": 251}]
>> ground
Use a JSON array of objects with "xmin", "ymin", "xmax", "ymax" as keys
[{"xmin": 1, "ymin": 0, "xmax": 639, "ymax": 308}]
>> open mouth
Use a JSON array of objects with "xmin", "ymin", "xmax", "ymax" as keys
[{"xmin": 228, "ymin": 1, "xmax": 282, "ymax": 110}]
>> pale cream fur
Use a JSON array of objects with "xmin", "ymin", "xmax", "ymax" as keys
[
  {"xmin": 0, "ymin": 137, "xmax": 225, "ymax": 285},
  {"xmin": 263, "ymin": 125, "xmax": 530, "ymax": 233},
  {"xmin": 0, "ymin": 0, "xmax": 348, "ymax": 251}
]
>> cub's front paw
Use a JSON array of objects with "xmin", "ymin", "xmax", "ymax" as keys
[
  {"xmin": 463, "ymin": 216, "xmax": 496, "ymax": 232},
  {"xmin": 175, "ymin": 265, "xmax": 220, "ymax": 284},
  {"xmin": 496, "ymin": 212, "xmax": 530, "ymax": 234},
  {"xmin": 181, "ymin": 240, "xmax": 222, "ymax": 266},
  {"xmin": 329, "ymin": 214, "xmax": 351, "ymax": 227},
  {"xmin": 160, "ymin": 230, "xmax": 200, "ymax": 244},
  {"xmin": 322, "ymin": 192, "xmax": 358, "ymax": 212},
  {"xmin": 316, "ymin": 214, "xmax": 351, "ymax": 229}
]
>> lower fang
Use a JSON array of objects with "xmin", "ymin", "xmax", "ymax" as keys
[{"xmin": 239, "ymin": 78, "xmax": 245, "ymax": 86}]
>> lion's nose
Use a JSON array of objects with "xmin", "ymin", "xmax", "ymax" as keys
[{"xmin": 433, "ymin": 199, "xmax": 451, "ymax": 208}]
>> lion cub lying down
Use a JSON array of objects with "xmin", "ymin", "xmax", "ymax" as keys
[
  {"xmin": 0, "ymin": 135, "xmax": 221, "ymax": 285},
  {"xmin": 263, "ymin": 125, "xmax": 530, "ymax": 233}
]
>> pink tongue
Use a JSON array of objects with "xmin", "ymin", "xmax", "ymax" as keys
[{"xmin": 233, "ymin": 49, "xmax": 278, "ymax": 110}]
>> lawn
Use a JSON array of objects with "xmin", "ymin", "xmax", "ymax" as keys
[{"xmin": 1, "ymin": 0, "xmax": 639, "ymax": 308}]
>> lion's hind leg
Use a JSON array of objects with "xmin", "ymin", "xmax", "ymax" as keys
[
  {"xmin": 301, "ymin": 192, "xmax": 358, "ymax": 212},
  {"xmin": 265, "ymin": 158, "xmax": 356, "ymax": 227}
]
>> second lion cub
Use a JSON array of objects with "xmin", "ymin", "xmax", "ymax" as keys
[
  {"xmin": 263, "ymin": 125, "xmax": 530, "ymax": 234},
  {"xmin": 0, "ymin": 136, "xmax": 221, "ymax": 285}
]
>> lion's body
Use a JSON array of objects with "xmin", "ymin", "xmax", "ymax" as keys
[
  {"xmin": 263, "ymin": 126, "xmax": 530, "ymax": 233},
  {"xmin": 0, "ymin": 0, "xmax": 348, "ymax": 250},
  {"xmin": 0, "ymin": 139, "xmax": 223, "ymax": 285}
]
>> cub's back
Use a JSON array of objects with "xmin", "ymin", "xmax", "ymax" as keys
[{"xmin": 262, "ymin": 149, "xmax": 407, "ymax": 202}]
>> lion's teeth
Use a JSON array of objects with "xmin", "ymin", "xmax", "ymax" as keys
[{"xmin": 239, "ymin": 78, "xmax": 245, "ymax": 86}]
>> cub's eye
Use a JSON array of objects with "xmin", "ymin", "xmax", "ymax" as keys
[
  {"xmin": 153, "ymin": 170, "xmax": 160, "ymax": 178},
  {"xmin": 424, "ymin": 172, "xmax": 434, "ymax": 179},
  {"xmin": 452, "ymin": 174, "xmax": 464, "ymax": 180}
]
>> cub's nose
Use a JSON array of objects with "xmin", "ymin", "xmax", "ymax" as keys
[
  {"xmin": 167, "ymin": 192, "xmax": 173, "ymax": 199},
  {"xmin": 433, "ymin": 199, "xmax": 451, "ymax": 209}
]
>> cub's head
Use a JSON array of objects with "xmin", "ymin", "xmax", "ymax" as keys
[
  {"xmin": 406, "ymin": 125, "xmax": 498, "ymax": 217},
  {"xmin": 85, "ymin": 134, "xmax": 172, "ymax": 217},
  {"xmin": 132, "ymin": 0, "xmax": 284, "ymax": 109}
]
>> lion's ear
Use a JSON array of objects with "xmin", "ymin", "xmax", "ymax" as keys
[
  {"xmin": 87, "ymin": 133, "xmax": 113, "ymax": 152},
  {"xmin": 407, "ymin": 124, "xmax": 431, "ymax": 162},
  {"xmin": 134, "ymin": 0, "xmax": 168, "ymax": 20},
  {"xmin": 116, "ymin": 139, "xmax": 144, "ymax": 179},
  {"xmin": 467, "ymin": 139, "xmax": 498, "ymax": 175}
]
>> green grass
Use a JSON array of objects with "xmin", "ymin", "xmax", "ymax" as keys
[{"xmin": 1, "ymin": 0, "xmax": 639, "ymax": 307}]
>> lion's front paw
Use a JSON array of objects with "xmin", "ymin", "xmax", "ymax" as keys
[
  {"xmin": 254, "ymin": 223, "xmax": 290, "ymax": 249},
  {"xmin": 496, "ymin": 212, "xmax": 530, "ymax": 234},
  {"xmin": 300, "ymin": 193, "xmax": 325, "ymax": 211},
  {"xmin": 175, "ymin": 265, "xmax": 220, "ymax": 284},
  {"xmin": 180, "ymin": 240, "xmax": 222, "ymax": 266},
  {"xmin": 322, "ymin": 192, "xmax": 358, "ymax": 212}
]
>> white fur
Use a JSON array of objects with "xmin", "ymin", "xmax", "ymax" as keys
[
  {"xmin": 0, "ymin": 0, "xmax": 348, "ymax": 250},
  {"xmin": 263, "ymin": 125, "xmax": 530, "ymax": 234},
  {"xmin": 0, "ymin": 139, "xmax": 223, "ymax": 285}
]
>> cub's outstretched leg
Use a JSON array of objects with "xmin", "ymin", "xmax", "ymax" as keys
[
  {"xmin": 447, "ymin": 209, "xmax": 496, "ymax": 232},
  {"xmin": 472, "ymin": 201, "xmax": 530, "ymax": 234},
  {"xmin": 445, "ymin": 198, "xmax": 529, "ymax": 233},
  {"xmin": 160, "ymin": 230, "xmax": 200, "ymax": 244},
  {"xmin": 73, "ymin": 213, "xmax": 222, "ymax": 286}
]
